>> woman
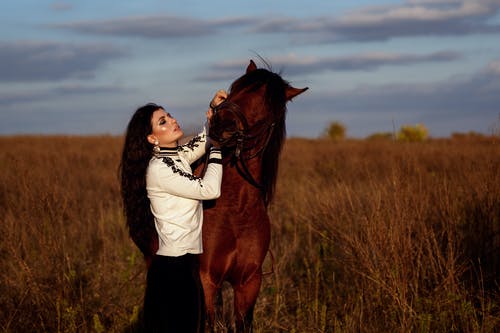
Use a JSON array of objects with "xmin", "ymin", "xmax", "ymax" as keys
[{"xmin": 120, "ymin": 90, "xmax": 227, "ymax": 332}]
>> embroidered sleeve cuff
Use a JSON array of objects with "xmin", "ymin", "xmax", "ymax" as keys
[{"xmin": 208, "ymin": 148, "xmax": 222, "ymax": 164}]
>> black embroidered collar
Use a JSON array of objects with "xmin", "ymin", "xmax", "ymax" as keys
[{"xmin": 156, "ymin": 147, "xmax": 179, "ymax": 158}]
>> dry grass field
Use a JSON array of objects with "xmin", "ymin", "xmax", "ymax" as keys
[{"xmin": 0, "ymin": 135, "xmax": 499, "ymax": 332}]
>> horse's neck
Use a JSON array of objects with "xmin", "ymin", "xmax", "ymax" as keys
[
  {"xmin": 224, "ymin": 155, "xmax": 261, "ymax": 178},
  {"xmin": 221, "ymin": 157, "xmax": 263, "ymax": 196}
]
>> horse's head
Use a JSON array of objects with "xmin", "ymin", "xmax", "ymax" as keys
[
  {"xmin": 209, "ymin": 60, "xmax": 308, "ymax": 155},
  {"xmin": 208, "ymin": 60, "xmax": 308, "ymax": 205}
]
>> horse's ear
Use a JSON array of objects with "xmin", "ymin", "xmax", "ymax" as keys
[
  {"xmin": 246, "ymin": 60, "xmax": 257, "ymax": 73},
  {"xmin": 286, "ymin": 86, "xmax": 309, "ymax": 101}
]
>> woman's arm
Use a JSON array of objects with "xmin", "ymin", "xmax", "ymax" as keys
[
  {"xmin": 179, "ymin": 127, "xmax": 209, "ymax": 164},
  {"xmin": 149, "ymin": 148, "xmax": 223, "ymax": 200}
]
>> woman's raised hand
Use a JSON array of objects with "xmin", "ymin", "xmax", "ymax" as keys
[
  {"xmin": 207, "ymin": 89, "xmax": 227, "ymax": 121},
  {"xmin": 210, "ymin": 90, "xmax": 227, "ymax": 109}
]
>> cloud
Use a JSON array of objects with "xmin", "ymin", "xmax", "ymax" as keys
[
  {"xmin": 0, "ymin": 41, "xmax": 126, "ymax": 82},
  {"xmin": 253, "ymin": 0, "xmax": 500, "ymax": 42},
  {"xmin": 0, "ymin": 84, "xmax": 129, "ymax": 106},
  {"xmin": 272, "ymin": 51, "xmax": 461, "ymax": 74},
  {"xmin": 52, "ymin": 15, "xmax": 216, "ymax": 38},
  {"xmin": 49, "ymin": 1, "xmax": 500, "ymax": 43},
  {"xmin": 319, "ymin": 60, "xmax": 500, "ymax": 113},
  {"xmin": 197, "ymin": 51, "xmax": 462, "ymax": 81},
  {"xmin": 290, "ymin": 58, "xmax": 500, "ymax": 136},
  {"xmin": 338, "ymin": 0, "xmax": 496, "ymax": 25},
  {"xmin": 50, "ymin": 1, "xmax": 73, "ymax": 11},
  {"xmin": 0, "ymin": 90, "xmax": 49, "ymax": 107},
  {"xmin": 0, "ymin": 82, "xmax": 134, "ymax": 135}
]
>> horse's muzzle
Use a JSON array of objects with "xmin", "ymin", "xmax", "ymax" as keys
[{"xmin": 208, "ymin": 112, "xmax": 242, "ymax": 148}]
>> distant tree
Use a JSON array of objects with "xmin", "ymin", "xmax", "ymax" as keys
[
  {"xmin": 397, "ymin": 123, "xmax": 428, "ymax": 142},
  {"xmin": 323, "ymin": 121, "xmax": 346, "ymax": 141},
  {"xmin": 366, "ymin": 132, "xmax": 393, "ymax": 141}
]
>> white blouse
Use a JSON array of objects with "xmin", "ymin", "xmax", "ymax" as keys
[{"xmin": 146, "ymin": 129, "xmax": 222, "ymax": 257}]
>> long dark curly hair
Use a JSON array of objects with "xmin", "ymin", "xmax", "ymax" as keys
[{"xmin": 119, "ymin": 103, "xmax": 162, "ymax": 262}]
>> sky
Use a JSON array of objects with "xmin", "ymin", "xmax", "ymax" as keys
[{"xmin": 1, "ymin": 0, "xmax": 500, "ymax": 138}]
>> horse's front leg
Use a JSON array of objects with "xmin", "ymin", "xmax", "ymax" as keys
[
  {"xmin": 233, "ymin": 269, "xmax": 262, "ymax": 333},
  {"xmin": 199, "ymin": 271, "xmax": 219, "ymax": 332}
]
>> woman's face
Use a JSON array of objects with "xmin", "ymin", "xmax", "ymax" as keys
[{"xmin": 147, "ymin": 108, "xmax": 184, "ymax": 148}]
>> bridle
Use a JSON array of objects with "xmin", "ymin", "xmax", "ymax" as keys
[{"xmin": 210, "ymin": 100, "xmax": 276, "ymax": 190}]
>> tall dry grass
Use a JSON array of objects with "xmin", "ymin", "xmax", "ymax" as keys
[
  {"xmin": 0, "ymin": 136, "xmax": 142, "ymax": 332},
  {"xmin": 0, "ymin": 135, "xmax": 499, "ymax": 332}
]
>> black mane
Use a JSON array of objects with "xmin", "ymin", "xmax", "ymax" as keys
[{"xmin": 229, "ymin": 68, "xmax": 290, "ymax": 206}]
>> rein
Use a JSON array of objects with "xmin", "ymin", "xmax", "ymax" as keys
[{"xmin": 211, "ymin": 100, "xmax": 276, "ymax": 190}]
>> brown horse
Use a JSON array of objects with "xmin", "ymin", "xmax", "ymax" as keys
[{"xmin": 199, "ymin": 60, "xmax": 308, "ymax": 332}]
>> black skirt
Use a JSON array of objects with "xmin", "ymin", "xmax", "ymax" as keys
[{"xmin": 143, "ymin": 253, "xmax": 205, "ymax": 333}]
